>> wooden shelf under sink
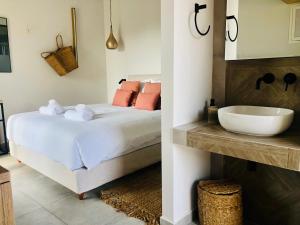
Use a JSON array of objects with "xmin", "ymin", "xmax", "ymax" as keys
[{"xmin": 173, "ymin": 121, "xmax": 300, "ymax": 172}]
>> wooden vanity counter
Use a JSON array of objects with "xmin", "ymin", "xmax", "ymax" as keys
[{"xmin": 173, "ymin": 121, "xmax": 300, "ymax": 172}]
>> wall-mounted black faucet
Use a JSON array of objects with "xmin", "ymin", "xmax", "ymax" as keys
[
  {"xmin": 283, "ymin": 73, "xmax": 297, "ymax": 91},
  {"xmin": 256, "ymin": 73, "xmax": 275, "ymax": 90}
]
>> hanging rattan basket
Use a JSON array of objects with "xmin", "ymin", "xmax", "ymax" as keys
[
  {"xmin": 41, "ymin": 34, "xmax": 77, "ymax": 76},
  {"xmin": 198, "ymin": 180, "xmax": 243, "ymax": 225}
]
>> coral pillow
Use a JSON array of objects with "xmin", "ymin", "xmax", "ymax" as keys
[
  {"xmin": 135, "ymin": 92, "xmax": 160, "ymax": 111},
  {"xmin": 121, "ymin": 81, "xmax": 140, "ymax": 92},
  {"xmin": 143, "ymin": 83, "xmax": 161, "ymax": 109},
  {"xmin": 143, "ymin": 83, "xmax": 161, "ymax": 94},
  {"xmin": 112, "ymin": 89, "xmax": 133, "ymax": 107},
  {"xmin": 121, "ymin": 81, "xmax": 141, "ymax": 106}
]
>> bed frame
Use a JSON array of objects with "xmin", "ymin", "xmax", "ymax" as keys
[
  {"xmin": 9, "ymin": 74, "xmax": 161, "ymax": 199},
  {"xmin": 10, "ymin": 142, "xmax": 161, "ymax": 199},
  {"xmin": 9, "ymin": 74, "xmax": 161, "ymax": 200}
]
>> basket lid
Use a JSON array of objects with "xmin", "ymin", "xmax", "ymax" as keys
[{"xmin": 200, "ymin": 181, "xmax": 241, "ymax": 195}]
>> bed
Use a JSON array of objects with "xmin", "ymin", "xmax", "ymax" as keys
[{"xmin": 7, "ymin": 75, "xmax": 161, "ymax": 199}]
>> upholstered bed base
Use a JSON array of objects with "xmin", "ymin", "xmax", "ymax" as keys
[{"xmin": 9, "ymin": 142, "xmax": 161, "ymax": 195}]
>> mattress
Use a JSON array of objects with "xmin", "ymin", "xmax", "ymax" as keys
[{"xmin": 7, "ymin": 104, "xmax": 161, "ymax": 171}]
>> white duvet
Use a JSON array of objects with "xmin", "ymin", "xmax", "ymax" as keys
[{"xmin": 7, "ymin": 104, "xmax": 161, "ymax": 171}]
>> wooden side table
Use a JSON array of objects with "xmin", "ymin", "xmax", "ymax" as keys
[
  {"xmin": 0, "ymin": 101, "xmax": 8, "ymax": 155},
  {"xmin": 0, "ymin": 166, "xmax": 14, "ymax": 225}
]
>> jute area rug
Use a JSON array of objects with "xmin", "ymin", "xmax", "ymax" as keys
[{"xmin": 100, "ymin": 164, "xmax": 162, "ymax": 225}]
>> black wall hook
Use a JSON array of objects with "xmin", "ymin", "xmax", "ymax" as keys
[
  {"xmin": 118, "ymin": 78, "xmax": 127, "ymax": 85},
  {"xmin": 226, "ymin": 15, "xmax": 239, "ymax": 42},
  {"xmin": 194, "ymin": 3, "xmax": 210, "ymax": 36}
]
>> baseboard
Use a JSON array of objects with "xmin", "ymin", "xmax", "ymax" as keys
[
  {"xmin": 160, "ymin": 210, "xmax": 195, "ymax": 225},
  {"xmin": 160, "ymin": 216, "xmax": 173, "ymax": 225}
]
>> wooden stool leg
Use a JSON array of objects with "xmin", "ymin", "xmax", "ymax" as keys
[{"xmin": 78, "ymin": 193, "xmax": 85, "ymax": 200}]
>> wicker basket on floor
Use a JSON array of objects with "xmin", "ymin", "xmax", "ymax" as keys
[{"xmin": 198, "ymin": 180, "xmax": 243, "ymax": 225}]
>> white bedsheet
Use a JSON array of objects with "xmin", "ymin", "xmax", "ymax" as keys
[{"xmin": 7, "ymin": 104, "xmax": 161, "ymax": 171}]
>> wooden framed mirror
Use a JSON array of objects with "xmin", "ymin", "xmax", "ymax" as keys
[{"xmin": 225, "ymin": 0, "xmax": 300, "ymax": 60}]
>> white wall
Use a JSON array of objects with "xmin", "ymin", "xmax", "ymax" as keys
[
  {"xmin": 161, "ymin": 0, "xmax": 175, "ymax": 221},
  {"xmin": 161, "ymin": 0, "xmax": 213, "ymax": 224},
  {"xmin": 0, "ymin": 0, "xmax": 107, "ymax": 118},
  {"xmin": 103, "ymin": 0, "xmax": 161, "ymax": 102}
]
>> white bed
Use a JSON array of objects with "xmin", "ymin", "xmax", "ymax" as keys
[{"xmin": 7, "ymin": 75, "xmax": 162, "ymax": 198}]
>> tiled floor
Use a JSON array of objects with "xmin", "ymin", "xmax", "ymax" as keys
[
  {"xmin": 0, "ymin": 155, "xmax": 146, "ymax": 225},
  {"xmin": 0, "ymin": 155, "xmax": 198, "ymax": 225}
]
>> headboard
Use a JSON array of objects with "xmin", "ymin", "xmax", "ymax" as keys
[{"xmin": 127, "ymin": 74, "xmax": 161, "ymax": 82}]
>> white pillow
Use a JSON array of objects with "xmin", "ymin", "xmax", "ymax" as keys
[{"xmin": 150, "ymin": 79, "xmax": 161, "ymax": 83}]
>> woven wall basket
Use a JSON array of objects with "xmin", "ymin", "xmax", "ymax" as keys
[
  {"xmin": 198, "ymin": 180, "xmax": 243, "ymax": 225},
  {"xmin": 41, "ymin": 34, "xmax": 77, "ymax": 76},
  {"xmin": 56, "ymin": 46, "xmax": 77, "ymax": 72},
  {"xmin": 41, "ymin": 52, "xmax": 68, "ymax": 76}
]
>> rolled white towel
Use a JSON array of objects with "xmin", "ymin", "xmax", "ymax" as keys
[
  {"xmin": 39, "ymin": 99, "xmax": 65, "ymax": 116},
  {"xmin": 39, "ymin": 106, "xmax": 57, "ymax": 116},
  {"xmin": 75, "ymin": 104, "xmax": 94, "ymax": 114},
  {"xmin": 48, "ymin": 99, "xmax": 65, "ymax": 114},
  {"xmin": 48, "ymin": 99, "xmax": 58, "ymax": 105},
  {"xmin": 75, "ymin": 104, "xmax": 95, "ymax": 119},
  {"xmin": 64, "ymin": 109, "xmax": 94, "ymax": 122}
]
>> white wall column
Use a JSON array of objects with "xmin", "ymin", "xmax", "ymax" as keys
[{"xmin": 161, "ymin": 0, "xmax": 214, "ymax": 224}]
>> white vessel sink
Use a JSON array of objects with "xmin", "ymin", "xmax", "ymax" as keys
[{"xmin": 218, "ymin": 106, "xmax": 294, "ymax": 136}]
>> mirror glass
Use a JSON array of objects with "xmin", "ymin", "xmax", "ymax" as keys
[
  {"xmin": 0, "ymin": 17, "xmax": 11, "ymax": 72},
  {"xmin": 225, "ymin": 0, "xmax": 300, "ymax": 60}
]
